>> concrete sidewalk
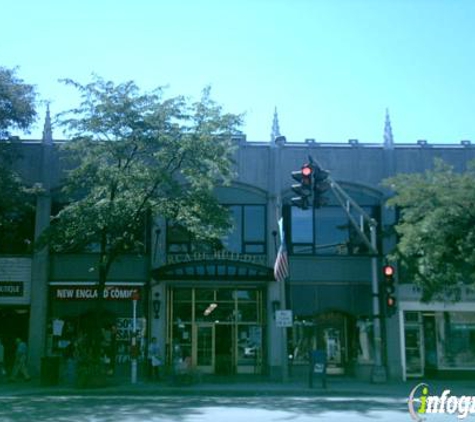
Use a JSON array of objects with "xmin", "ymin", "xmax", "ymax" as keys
[{"xmin": 0, "ymin": 375, "xmax": 473, "ymax": 398}]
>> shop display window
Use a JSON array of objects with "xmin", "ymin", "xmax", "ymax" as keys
[{"xmin": 437, "ymin": 312, "xmax": 475, "ymax": 369}]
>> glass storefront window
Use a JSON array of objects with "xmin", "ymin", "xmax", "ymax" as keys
[
  {"xmin": 238, "ymin": 302, "xmax": 258, "ymax": 322},
  {"xmin": 195, "ymin": 289, "xmax": 215, "ymax": 301},
  {"xmin": 173, "ymin": 289, "xmax": 192, "ymax": 301},
  {"xmin": 237, "ymin": 325, "xmax": 262, "ymax": 365},
  {"xmin": 173, "ymin": 302, "xmax": 193, "ymax": 322},
  {"xmin": 235, "ymin": 290, "xmax": 256, "ymax": 301},
  {"xmin": 437, "ymin": 312, "xmax": 475, "ymax": 369},
  {"xmin": 211, "ymin": 303, "xmax": 236, "ymax": 323},
  {"xmin": 216, "ymin": 289, "xmax": 234, "ymax": 301},
  {"xmin": 172, "ymin": 322, "xmax": 192, "ymax": 362}
]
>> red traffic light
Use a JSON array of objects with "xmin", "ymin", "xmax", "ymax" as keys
[
  {"xmin": 383, "ymin": 265, "xmax": 394, "ymax": 277},
  {"xmin": 302, "ymin": 165, "xmax": 313, "ymax": 177},
  {"xmin": 387, "ymin": 296, "xmax": 396, "ymax": 307}
]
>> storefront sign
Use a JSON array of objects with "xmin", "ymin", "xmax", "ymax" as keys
[
  {"xmin": 167, "ymin": 251, "xmax": 267, "ymax": 266},
  {"xmin": 0, "ymin": 282, "xmax": 24, "ymax": 297},
  {"xmin": 53, "ymin": 286, "xmax": 140, "ymax": 301}
]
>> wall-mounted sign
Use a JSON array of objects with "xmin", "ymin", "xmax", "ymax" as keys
[
  {"xmin": 0, "ymin": 282, "xmax": 24, "ymax": 297},
  {"xmin": 53, "ymin": 286, "xmax": 140, "ymax": 301},
  {"xmin": 275, "ymin": 310, "xmax": 293, "ymax": 327}
]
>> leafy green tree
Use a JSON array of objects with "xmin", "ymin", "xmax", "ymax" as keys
[
  {"xmin": 40, "ymin": 76, "xmax": 242, "ymax": 382},
  {"xmin": 383, "ymin": 158, "xmax": 475, "ymax": 302},
  {"xmin": 0, "ymin": 67, "xmax": 37, "ymax": 251},
  {"xmin": 0, "ymin": 66, "xmax": 37, "ymax": 138}
]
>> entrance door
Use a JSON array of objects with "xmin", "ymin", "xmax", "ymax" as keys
[
  {"xmin": 422, "ymin": 314, "xmax": 438, "ymax": 377},
  {"xmin": 0, "ymin": 307, "xmax": 29, "ymax": 373},
  {"xmin": 215, "ymin": 324, "xmax": 234, "ymax": 375},
  {"xmin": 315, "ymin": 312, "xmax": 349, "ymax": 374},
  {"xmin": 169, "ymin": 287, "xmax": 264, "ymax": 375},
  {"xmin": 195, "ymin": 324, "xmax": 214, "ymax": 373},
  {"xmin": 404, "ymin": 312, "xmax": 424, "ymax": 378}
]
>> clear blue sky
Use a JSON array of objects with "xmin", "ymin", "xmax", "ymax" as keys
[{"xmin": 2, "ymin": 0, "xmax": 475, "ymax": 144}]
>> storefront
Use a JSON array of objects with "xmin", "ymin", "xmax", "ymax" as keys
[
  {"xmin": 0, "ymin": 258, "xmax": 32, "ymax": 373},
  {"xmin": 400, "ymin": 289, "xmax": 475, "ymax": 380},
  {"xmin": 290, "ymin": 311, "xmax": 358, "ymax": 375},
  {"xmin": 47, "ymin": 282, "xmax": 147, "ymax": 375},
  {"xmin": 154, "ymin": 258, "xmax": 274, "ymax": 375}
]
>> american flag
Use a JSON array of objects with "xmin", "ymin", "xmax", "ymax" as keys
[{"xmin": 274, "ymin": 217, "xmax": 289, "ymax": 282}]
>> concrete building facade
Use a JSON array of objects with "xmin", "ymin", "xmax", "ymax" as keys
[{"xmin": 2, "ymin": 111, "xmax": 475, "ymax": 382}]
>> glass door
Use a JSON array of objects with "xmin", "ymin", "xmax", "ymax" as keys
[
  {"xmin": 169, "ymin": 287, "xmax": 264, "ymax": 375},
  {"xmin": 194, "ymin": 323, "xmax": 214, "ymax": 373},
  {"xmin": 404, "ymin": 312, "xmax": 424, "ymax": 378}
]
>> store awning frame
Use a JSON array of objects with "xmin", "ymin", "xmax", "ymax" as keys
[{"xmin": 152, "ymin": 259, "xmax": 275, "ymax": 282}]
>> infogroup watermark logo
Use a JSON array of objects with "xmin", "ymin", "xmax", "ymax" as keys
[{"xmin": 408, "ymin": 383, "xmax": 475, "ymax": 420}]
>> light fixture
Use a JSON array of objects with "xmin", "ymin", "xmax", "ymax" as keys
[
  {"xmin": 152, "ymin": 292, "xmax": 161, "ymax": 319},
  {"xmin": 204, "ymin": 303, "xmax": 218, "ymax": 316}
]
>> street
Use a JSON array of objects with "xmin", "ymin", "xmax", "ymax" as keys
[{"xmin": 0, "ymin": 394, "xmax": 452, "ymax": 422}]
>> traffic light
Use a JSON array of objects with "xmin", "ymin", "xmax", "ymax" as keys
[
  {"xmin": 291, "ymin": 164, "xmax": 314, "ymax": 209},
  {"xmin": 313, "ymin": 165, "xmax": 330, "ymax": 208},
  {"xmin": 383, "ymin": 264, "xmax": 397, "ymax": 316}
]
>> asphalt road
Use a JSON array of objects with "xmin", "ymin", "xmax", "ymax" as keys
[{"xmin": 0, "ymin": 394, "xmax": 452, "ymax": 422}]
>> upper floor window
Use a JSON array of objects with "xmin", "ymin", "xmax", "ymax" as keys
[
  {"xmin": 0, "ymin": 206, "xmax": 35, "ymax": 254},
  {"xmin": 289, "ymin": 189, "xmax": 381, "ymax": 255},
  {"xmin": 167, "ymin": 204, "xmax": 266, "ymax": 255}
]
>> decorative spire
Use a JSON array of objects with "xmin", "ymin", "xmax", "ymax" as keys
[
  {"xmin": 383, "ymin": 108, "xmax": 394, "ymax": 149},
  {"xmin": 42, "ymin": 102, "xmax": 53, "ymax": 145},
  {"xmin": 270, "ymin": 106, "xmax": 281, "ymax": 143}
]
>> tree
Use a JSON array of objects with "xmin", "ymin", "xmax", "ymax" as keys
[
  {"xmin": 0, "ymin": 67, "xmax": 37, "ymax": 251},
  {"xmin": 383, "ymin": 158, "xmax": 475, "ymax": 302},
  {"xmin": 0, "ymin": 66, "xmax": 37, "ymax": 138},
  {"xmin": 39, "ymin": 76, "xmax": 242, "ymax": 384}
]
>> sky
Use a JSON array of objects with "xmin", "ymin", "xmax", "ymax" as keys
[{"xmin": 2, "ymin": 0, "xmax": 475, "ymax": 144}]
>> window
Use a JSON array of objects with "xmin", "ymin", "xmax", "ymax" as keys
[
  {"xmin": 290, "ymin": 207, "xmax": 313, "ymax": 254},
  {"xmin": 168, "ymin": 204, "xmax": 266, "ymax": 255},
  {"xmin": 223, "ymin": 205, "xmax": 266, "ymax": 254},
  {"xmin": 0, "ymin": 206, "xmax": 35, "ymax": 254},
  {"xmin": 289, "ymin": 189, "xmax": 381, "ymax": 256}
]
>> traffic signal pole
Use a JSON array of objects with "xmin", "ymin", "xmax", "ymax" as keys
[{"xmin": 307, "ymin": 156, "xmax": 387, "ymax": 383}]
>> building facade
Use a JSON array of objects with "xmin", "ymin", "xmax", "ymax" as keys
[{"xmin": 2, "ymin": 112, "xmax": 475, "ymax": 381}]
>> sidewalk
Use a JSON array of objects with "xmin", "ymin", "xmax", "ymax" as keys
[{"xmin": 0, "ymin": 375, "xmax": 473, "ymax": 398}]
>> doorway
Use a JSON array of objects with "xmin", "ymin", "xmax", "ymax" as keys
[
  {"xmin": 403, "ymin": 311, "xmax": 424, "ymax": 378},
  {"xmin": 0, "ymin": 307, "xmax": 30, "ymax": 373},
  {"xmin": 423, "ymin": 314, "xmax": 438, "ymax": 377},
  {"xmin": 194, "ymin": 323, "xmax": 235, "ymax": 374},
  {"xmin": 168, "ymin": 287, "xmax": 264, "ymax": 375},
  {"xmin": 215, "ymin": 324, "xmax": 234, "ymax": 375}
]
